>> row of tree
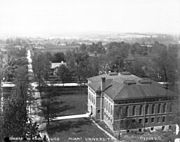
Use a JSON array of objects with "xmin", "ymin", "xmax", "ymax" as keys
[
  {"xmin": 0, "ymin": 47, "xmax": 39, "ymax": 140},
  {"xmin": 31, "ymin": 41, "xmax": 180, "ymax": 92}
]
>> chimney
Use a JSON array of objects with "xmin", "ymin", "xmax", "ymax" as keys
[
  {"xmin": 101, "ymin": 77, "xmax": 106, "ymax": 92},
  {"xmin": 100, "ymin": 77, "xmax": 105, "ymax": 121}
]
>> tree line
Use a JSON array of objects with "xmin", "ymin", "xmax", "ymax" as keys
[
  {"xmin": 0, "ymin": 46, "xmax": 40, "ymax": 141},
  {"xmin": 32, "ymin": 41, "xmax": 180, "ymax": 92}
]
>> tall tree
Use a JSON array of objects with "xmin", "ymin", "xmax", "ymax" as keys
[
  {"xmin": 32, "ymin": 52, "xmax": 51, "ymax": 87},
  {"xmin": 2, "ymin": 59, "xmax": 39, "ymax": 140},
  {"xmin": 152, "ymin": 47, "xmax": 178, "ymax": 84},
  {"xmin": 106, "ymin": 42, "xmax": 129, "ymax": 72},
  {"xmin": 40, "ymin": 87, "xmax": 60, "ymax": 128},
  {"xmin": 52, "ymin": 52, "xmax": 65, "ymax": 62},
  {"xmin": 56, "ymin": 64, "xmax": 72, "ymax": 83}
]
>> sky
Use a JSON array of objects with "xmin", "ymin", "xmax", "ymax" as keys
[{"xmin": 0, "ymin": 0, "xmax": 179, "ymax": 38}]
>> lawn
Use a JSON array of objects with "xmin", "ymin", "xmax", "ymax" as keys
[
  {"xmin": 51, "ymin": 94, "xmax": 87, "ymax": 116},
  {"xmin": 41, "ymin": 87, "xmax": 88, "ymax": 118},
  {"xmin": 47, "ymin": 118, "xmax": 113, "ymax": 142}
]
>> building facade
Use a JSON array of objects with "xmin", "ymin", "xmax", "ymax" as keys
[{"xmin": 87, "ymin": 72, "xmax": 178, "ymax": 135}]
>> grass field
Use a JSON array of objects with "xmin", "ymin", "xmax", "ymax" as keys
[
  {"xmin": 51, "ymin": 93, "xmax": 87, "ymax": 116},
  {"xmin": 48, "ymin": 118, "xmax": 112, "ymax": 142},
  {"xmin": 41, "ymin": 88, "xmax": 88, "ymax": 117}
]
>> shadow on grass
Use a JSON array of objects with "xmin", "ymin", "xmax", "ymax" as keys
[
  {"xmin": 50, "ymin": 104, "xmax": 75, "ymax": 117},
  {"xmin": 41, "ymin": 102, "xmax": 75, "ymax": 118},
  {"xmin": 47, "ymin": 118, "xmax": 92, "ymax": 135}
]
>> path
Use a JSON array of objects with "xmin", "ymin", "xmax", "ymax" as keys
[
  {"xmin": 52, "ymin": 113, "xmax": 120, "ymax": 142},
  {"xmin": 52, "ymin": 112, "xmax": 90, "ymax": 121},
  {"xmin": 27, "ymin": 49, "xmax": 50, "ymax": 142}
]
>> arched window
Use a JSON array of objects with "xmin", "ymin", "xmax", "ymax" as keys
[
  {"xmin": 132, "ymin": 106, "xmax": 136, "ymax": 116},
  {"xmin": 162, "ymin": 103, "xmax": 166, "ymax": 113},
  {"xmin": 157, "ymin": 104, "xmax": 161, "ymax": 113},
  {"xmin": 151, "ymin": 104, "xmax": 155, "ymax": 114},
  {"xmin": 125, "ymin": 106, "xmax": 129, "ymax": 116},
  {"xmin": 145, "ymin": 104, "xmax": 149, "ymax": 114},
  {"xmin": 139, "ymin": 105, "xmax": 143, "ymax": 115}
]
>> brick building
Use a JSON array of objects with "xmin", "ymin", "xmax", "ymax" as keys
[{"xmin": 87, "ymin": 72, "xmax": 179, "ymax": 135}]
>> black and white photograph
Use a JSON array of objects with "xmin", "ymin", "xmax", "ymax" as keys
[{"xmin": 0, "ymin": 0, "xmax": 180, "ymax": 142}]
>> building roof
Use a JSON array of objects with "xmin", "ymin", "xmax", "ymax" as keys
[
  {"xmin": 51, "ymin": 61, "xmax": 66, "ymax": 69},
  {"xmin": 88, "ymin": 72, "xmax": 177, "ymax": 101}
]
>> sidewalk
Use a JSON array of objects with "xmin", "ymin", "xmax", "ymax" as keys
[
  {"xmin": 27, "ymin": 49, "xmax": 50, "ymax": 142},
  {"xmin": 51, "ymin": 113, "xmax": 120, "ymax": 142},
  {"xmin": 52, "ymin": 112, "xmax": 90, "ymax": 121}
]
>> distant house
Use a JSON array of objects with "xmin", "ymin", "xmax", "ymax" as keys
[
  {"xmin": 50, "ymin": 61, "xmax": 67, "ymax": 76},
  {"xmin": 87, "ymin": 72, "xmax": 178, "ymax": 136}
]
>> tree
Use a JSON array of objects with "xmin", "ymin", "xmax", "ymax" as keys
[
  {"xmin": 56, "ymin": 64, "xmax": 72, "ymax": 83},
  {"xmin": 66, "ymin": 50, "xmax": 89, "ymax": 82},
  {"xmin": 106, "ymin": 42, "xmax": 129, "ymax": 72},
  {"xmin": 3, "ymin": 93, "xmax": 28, "ymax": 137},
  {"xmin": 152, "ymin": 46, "xmax": 178, "ymax": 85},
  {"xmin": 52, "ymin": 52, "xmax": 65, "ymax": 62},
  {"xmin": 79, "ymin": 44, "xmax": 87, "ymax": 53},
  {"xmin": 40, "ymin": 87, "xmax": 60, "ymax": 128},
  {"xmin": 3, "ymin": 65, "xmax": 28, "ymax": 137},
  {"xmin": 32, "ymin": 52, "xmax": 51, "ymax": 87},
  {"xmin": 2, "ymin": 60, "xmax": 39, "ymax": 140}
]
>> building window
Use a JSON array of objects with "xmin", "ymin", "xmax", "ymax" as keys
[
  {"xmin": 169, "ymin": 103, "xmax": 173, "ymax": 112},
  {"xmin": 132, "ymin": 106, "xmax": 136, "ymax": 116},
  {"xmin": 151, "ymin": 118, "xmax": 155, "ymax": 123},
  {"xmin": 125, "ymin": 106, "xmax": 129, "ymax": 116},
  {"xmin": 151, "ymin": 104, "xmax": 155, "ymax": 114},
  {"xmin": 157, "ymin": 104, "xmax": 161, "ymax": 113},
  {"xmin": 169, "ymin": 125, "xmax": 172, "ymax": 129},
  {"xmin": 139, "ymin": 105, "xmax": 143, "ymax": 115},
  {"xmin": 145, "ymin": 104, "xmax": 149, "ymax": 114},
  {"xmin": 139, "ymin": 119, "xmax": 142, "ymax": 124},
  {"xmin": 162, "ymin": 103, "xmax": 166, "ymax": 113},
  {"xmin": 145, "ymin": 118, "xmax": 148, "ymax": 123},
  {"xmin": 162, "ymin": 116, "xmax": 165, "ymax": 122}
]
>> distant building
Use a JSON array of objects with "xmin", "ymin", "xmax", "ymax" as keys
[
  {"xmin": 48, "ymin": 61, "xmax": 67, "ymax": 82},
  {"xmin": 87, "ymin": 72, "xmax": 178, "ymax": 136},
  {"xmin": 50, "ymin": 61, "xmax": 67, "ymax": 76}
]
